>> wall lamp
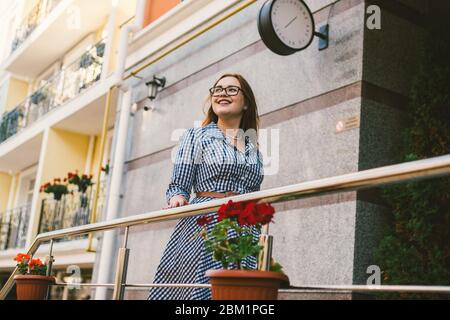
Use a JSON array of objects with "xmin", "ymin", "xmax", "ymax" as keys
[
  {"xmin": 145, "ymin": 76, "xmax": 166, "ymax": 101},
  {"xmin": 144, "ymin": 76, "xmax": 166, "ymax": 112}
]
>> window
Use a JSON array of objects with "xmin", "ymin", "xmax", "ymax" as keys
[{"xmin": 16, "ymin": 170, "xmax": 36, "ymax": 207}]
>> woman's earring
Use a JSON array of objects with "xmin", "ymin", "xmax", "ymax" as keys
[{"xmin": 243, "ymin": 105, "xmax": 248, "ymax": 110}]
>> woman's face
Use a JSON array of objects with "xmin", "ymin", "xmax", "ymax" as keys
[{"xmin": 211, "ymin": 76, "xmax": 246, "ymax": 119}]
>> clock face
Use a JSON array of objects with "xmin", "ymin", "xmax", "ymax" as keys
[{"xmin": 271, "ymin": 0, "xmax": 314, "ymax": 50}]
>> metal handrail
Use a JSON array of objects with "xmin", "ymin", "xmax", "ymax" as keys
[
  {"xmin": 49, "ymin": 282, "xmax": 450, "ymax": 294},
  {"xmin": 1, "ymin": 154, "xmax": 450, "ymax": 299}
]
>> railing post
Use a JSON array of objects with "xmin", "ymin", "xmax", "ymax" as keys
[
  {"xmin": 59, "ymin": 195, "xmax": 67, "ymax": 231},
  {"xmin": 46, "ymin": 239, "xmax": 54, "ymax": 277},
  {"xmin": 258, "ymin": 225, "xmax": 273, "ymax": 271},
  {"xmin": 19, "ymin": 206, "xmax": 28, "ymax": 248},
  {"xmin": 5, "ymin": 215, "xmax": 12, "ymax": 250},
  {"xmin": 0, "ymin": 213, "xmax": 4, "ymax": 250},
  {"xmin": 112, "ymin": 227, "xmax": 130, "ymax": 300},
  {"xmin": 45, "ymin": 239, "xmax": 55, "ymax": 300}
]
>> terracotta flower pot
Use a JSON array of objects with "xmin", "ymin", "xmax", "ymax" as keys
[
  {"xmin": 14, "ymin": 275, "xmax": 56, "ymax": 300},
  {"xmin": 206, "ymin": 269, "xmax": 289, "ymax": 300}
]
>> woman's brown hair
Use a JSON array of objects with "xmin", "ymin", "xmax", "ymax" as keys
[{"xmin": 202, "ymin": 73, "xmax": 260, "ymax": 133}]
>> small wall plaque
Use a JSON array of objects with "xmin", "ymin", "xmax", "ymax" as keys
[{"xmin": 335, "ymin": 115, "xmax": 360, "ymax": 133}]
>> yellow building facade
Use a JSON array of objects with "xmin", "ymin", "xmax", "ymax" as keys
[{"xmin": 0, "ymin": 0, "xmax": 136, "ymax": 299}]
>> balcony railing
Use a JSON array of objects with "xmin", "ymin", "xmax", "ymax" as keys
[
  {"xmin": 10, "ymin": 0, "xmax": 63, "ymax": 54},
  {"xmin": 39, "ymin": 190, "xmax": 95, "ymax": 241},
  {"xmin": 38, "ymin": 181, "xmax": 106, "ymax": 241},
  {"xmin": 0, "ymin": 204, "xmax": 31, "ymax": 251},
  {"xmin": 0, "ymin": 108, "xmax": 23, "ymax": 143},
  {"xmin": 0, "ymin": 38, "xmax": 106, "ymax": 145}
]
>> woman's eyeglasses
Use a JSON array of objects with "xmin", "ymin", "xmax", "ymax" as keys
[{"xmin": 209, "ymin": 86, "xmax": 242, "ymax": 97}]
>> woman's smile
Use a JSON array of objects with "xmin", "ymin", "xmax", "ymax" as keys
[
  {"xmin": 215, "ymin": 98, "xmax": 233, "ymax": 107},
  {"xmin": 216, "ymin": 98, "xmax": 232, "ymax": 105}
]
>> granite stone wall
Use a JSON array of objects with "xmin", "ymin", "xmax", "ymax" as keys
[{"xmin": 91, "ymin": 0, "xmax": 430, "ymax": 299}]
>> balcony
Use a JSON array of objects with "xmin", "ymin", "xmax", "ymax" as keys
[
  {"xmin": 38, "ymin": 183, "xmax": 106, "ymax": 241},
  {"xmin": 0, "ymin": 204, "xmax": 31, "ymax": 251},
  {"xmin": 39, "ymin": 193, "xmax": 91, "ymax": 241},
  {"xmin": 0, "ymin": 39, "xmax": 106, "ymax": 145},
  {"xmin": 3, "ymin": 0, "xmax": 114, "ymax": 78},
  {"xmin": 10, "ymin": 0, "xmax": 63, "ymax": 55},
  {"xmin": 0, "ymin": 109, "xmax": 22, "ymax": 144}
]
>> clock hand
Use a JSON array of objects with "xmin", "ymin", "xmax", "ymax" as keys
[{"xmin": 284, "ymin": 16, "xmax": 298, "ymax": 29}]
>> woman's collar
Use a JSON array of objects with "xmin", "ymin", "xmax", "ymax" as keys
[
  {"xmin": 204, "ymin": 122, "xmax": 224, "ymax": 140},
  {"xmin": 204, "ymin": 122, "xmax": 257, "ymax": 150}
]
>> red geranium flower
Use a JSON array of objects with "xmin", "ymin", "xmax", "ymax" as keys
[
  {"xmin": 14, "ymin": 253, "xmax": 31, "ymax": 263},
  {"xmin": 28, "ymin": 259, "xmax": 44, "ymax": 269},
  {"xmin": 237, "ymin": 202, "xmax": 258, "ymax": 226},
  {"xmin": 217, "ymin": 200, "xmax": 275, "ymax": 226},
  {"xmin": 218, "ymin": 200, "xmax": 247, "ymax": 221},
  {"xmin": 255, "ymin": 202, "xmax": 275, "ymax": 225},
  {"xmin": 197, "ymin": 216, "xmax": 213, "ymax": 226}
]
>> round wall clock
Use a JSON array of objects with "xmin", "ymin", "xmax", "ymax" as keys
[{"xmin": 258, "ymin": 0, "xmax": 317, "ymax": 55}]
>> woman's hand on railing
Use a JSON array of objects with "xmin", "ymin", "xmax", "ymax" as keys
[{"xmin": 163, "ymin": 195, "xmax": 188, "ymax": 209}]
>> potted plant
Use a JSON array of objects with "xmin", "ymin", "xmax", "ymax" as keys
[
  {"xmin": 40, "ymin": 178, "xmax": 69, "ymax": 201},
  {"xmin": 101, "ymin": 162, "xmax": 110, "ymax": 175},
  {"xmin": 13, "ymin": 253, "xmax": 55, "ymax": 300},
  {"xmin": 96, "ymin": 41, "xmax": 106, "ymax": 58},
  {"xmin": 67, "ymin": 171, "xmax": 94, "ymax": 209},
  {"xmin": 79, "ymin": 52, "xmax": 95, "ymax": 69},
  {"xmin": 67, "ymin": 171, "xmax": 94, "ymax": 194},
  {"xmin": 197, "ymin": 199, "xmax": 289, "ymax": 300},
  {"xmin": 30, "ymin": 88, "xmax": 46, "ymax": 105}
]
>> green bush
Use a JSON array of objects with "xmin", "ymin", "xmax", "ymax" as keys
[{"xmin": 374, "ymin": 20, "xmax": 450, "ymax": 299}]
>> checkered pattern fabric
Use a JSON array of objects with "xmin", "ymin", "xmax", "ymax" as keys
[{"xmin": 148, "ymin": 122, "xmax": 264, "ymax": 300}]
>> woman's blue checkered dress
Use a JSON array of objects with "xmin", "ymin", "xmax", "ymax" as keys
[{"xmin": 148, "ymin": 122, "xmax": 264, "ymax": 300}]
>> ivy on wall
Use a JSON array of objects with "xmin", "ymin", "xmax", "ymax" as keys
[{"xmin": 374, "ymin": 20, "xmax": 450, "ymax": 299}]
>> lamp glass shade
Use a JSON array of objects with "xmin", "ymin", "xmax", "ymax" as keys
[{"xmin": 148, "ymin": 82, "xmax": 158, "ymax": 100}]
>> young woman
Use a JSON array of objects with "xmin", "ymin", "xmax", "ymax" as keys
[{"xmin": 148, "ymin": 73, "xmax": 264, "ymax": 300}]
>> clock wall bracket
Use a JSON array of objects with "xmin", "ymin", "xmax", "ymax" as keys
[{"xmin": 315, "ymin": 24, "xmax": 329, "ymax": 51}]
